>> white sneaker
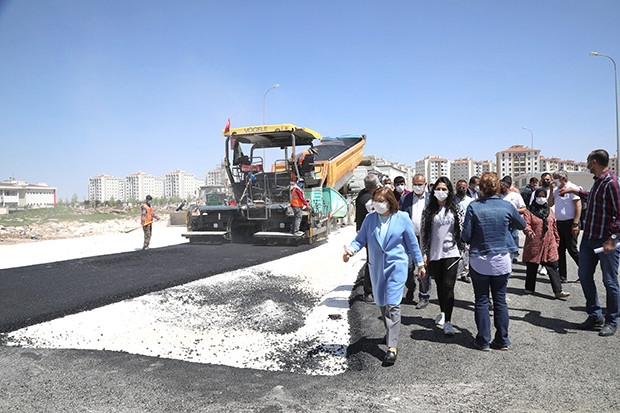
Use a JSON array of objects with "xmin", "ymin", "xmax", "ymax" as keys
[
  {"xmin": 444, "ymin": 321, "xmax": 455, "ymax": 336},
  {"xmin": 435, "ymin": 312, "xmax": 445, "ymax": 328},
  {"xmin": 538, "ymin": 266, "xmax": 547, "ymax": 275}
]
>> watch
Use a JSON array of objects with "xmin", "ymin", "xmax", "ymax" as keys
[{"xmin": 611, "ymin": 234, "xmax": 618, "ymax": 240}]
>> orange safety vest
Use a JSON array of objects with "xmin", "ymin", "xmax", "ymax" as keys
[
  {"xmin": 141, "ymin": 203, "xmax": 154, "ymax": 225},
  {"xmin": 291, "ymin": 187, "xmax": 307, "ymax": 208}
]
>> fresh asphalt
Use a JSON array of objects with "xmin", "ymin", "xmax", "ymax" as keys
[{"xmin": 2, "ymin": 233, "xmax": 620, "ymax": 412}]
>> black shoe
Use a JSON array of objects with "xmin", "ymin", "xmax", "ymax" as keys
[
  {"xmin": 403, "ymin": 290, "xmax": 414, "ymax": 304},
  {"xmin": 460, "ymin": 275, "xmax": 471, "ymax": 283},
  {"xmin": 472, "ymin": 340, "xmax": 490, "ymax": 352},
  {"xmin": 599, "ymin": 323, "xmax": 617, "ymax": 337},
  {"xmin": 577, "ymin": 316, "xmax": 605, "ymax": 331},
  {"xmin": 415, "ymin": 298, "xmax": 429, "ymax": 309},
  {"xmin": 383, "ymin": 349, "xmax": 397, "ymax": 365},
  {"xmin": 490, "ymin": 341, "xmax": 510, "ymax": 351},
  {"xmin": 560, "ymin": 277, "xmax": 568, "ymax": 284}
]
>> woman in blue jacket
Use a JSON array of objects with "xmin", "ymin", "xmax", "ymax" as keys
[
  {"xmin": 344, "ymin": 187, "xmax": 426, "ymax": 365},
  {"xmin": 462, "ymin": 172, "xmax": 526, "ymax": 351}
]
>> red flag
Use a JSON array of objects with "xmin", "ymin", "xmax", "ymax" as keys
[{"xmin": 224, "ymin": 118, "xmax": 230, "ymax": 134}]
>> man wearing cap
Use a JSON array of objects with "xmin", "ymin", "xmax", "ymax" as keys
[
  {"xmin": 290, "ymin": 179, "xmax": 309, "ymax": 236},
  {"xmin": 141, "ymin": 195, "xmax": 159, "ymax": 250}
]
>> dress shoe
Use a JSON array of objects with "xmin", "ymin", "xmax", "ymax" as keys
[
  {"xmin": 383, "ymin": 348, "xmax": 397, "ymax": 365},
  {"xmin": 599, "ymin": 324, "xmax": 617, "ymax": 337},
  {"xmin": 403, "ymin": 290, "xmax": 414, "ymax": 304},
  {"xmin": 555, "ymin": 291, "xmax": 570, "ymax": 300},
  {"xmin": 577, "ymin": 315, "xmax": 605, "ymax": 331},
  {"xmin": 460, "ymin": 275, "xmax": 471, "ymax": 283},
  {"xmin": 416, "ymin": 298, "xmax": 429, "ymax": 309}
]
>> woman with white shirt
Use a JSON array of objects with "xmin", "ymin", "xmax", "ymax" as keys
[{"xmin": 421, "ymin": 177, "xmax": 465, "ymax": 336}]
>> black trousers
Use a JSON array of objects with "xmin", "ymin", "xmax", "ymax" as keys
[
  {"xmin": 556, "ymin": 219, "xmax": 580, "ymax": 279},
  {"xmin": 525, "ymin": 261, "xmax": 562, "ymax": 294},
  {"xmin": 427, "ymin": 257, "xmax": 459, "ymax": 322}
]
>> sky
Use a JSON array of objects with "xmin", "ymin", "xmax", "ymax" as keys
[{"xmin": 1, "ymin": 0, "xmax": 619, "ymax": 200}]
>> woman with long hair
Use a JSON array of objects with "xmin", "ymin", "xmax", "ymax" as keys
[
  {"xmin": 522, "ymin": 188, "xmax": 570, "ymax": 299},
  {"xmin": 343, "ymin": 187, "xmax": 425, "ymax": 366},
  {"xmin": 421, "ymin": 177, "xmax": 464, "ymax": 336}
]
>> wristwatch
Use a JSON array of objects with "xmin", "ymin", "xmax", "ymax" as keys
[{"xmin": 611, "ymin": 234, "xmax": 618, "ymax": 240}]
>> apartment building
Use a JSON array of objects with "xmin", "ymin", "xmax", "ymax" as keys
[
  {"xmin": 88, "ymin": 174, "xmax": 125, "ymax": 203},
  {"xmin": 496, "ymin": 145, "xmax": 540, "ymax": 178},
  {"xmin": 164, "ymin": 170, "xmax": 203, "ymax": 199},
  {"xmin": 125, "ymin": 172, "xmax": 164, "ymax": 202},
  {"xmin": 416, "ymin": 156, "xmax": 450, "ymax": 184}
]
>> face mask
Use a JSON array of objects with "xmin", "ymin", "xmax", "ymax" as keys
[
  {"xmin": 553, "ymin": 179, "xmax": 561, "ymax": 187},
  {"xmin": 434, "ymin": 190, "xmax": 448, "ymax": 202},
  {"xmin": 500, "ymin": 187, "xmax": 507, "ymax": 195},
  {"xmin": 456, "ymin": 188, "xmax": 466, "ymax": 198},
  {"xmin": 385, "ymin": 184, "xmax": 394, "ymax": 190},
  {"xmin": 542, "ymin": 180, "xmax": 551, "ymax": 188},
  {"xmin": 474, "ymin": 185, "xmax": 480, "ymax": 192},
  {"xmin": 412, "ymin": 185, "xmax": 425, "ymax": 195},
  {"xmin": 147, "ymin": 200, "xmax": 152, "ymax": 205},
  {"xmin": 373, "ymin": 201, "xmax": 389, "ymax": 214},
  {"xmin": 395, "ymin": 184, "xmax": 405, "ymax": 193},
  {"xmin": 298, "ymin": 182, "xmax": 304, "ymax": 188},
  {"xmin": 535, "ymin": 197, "xmax": 547, "ymax": 205}
]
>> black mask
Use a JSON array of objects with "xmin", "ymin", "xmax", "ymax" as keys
[
  {"xmin": 542, "ymin": 181, "xmax": 551, "ymax": 188},
  {"xmin": 456, "ymin": 188, "xmax": 466, "ymax": 198}
]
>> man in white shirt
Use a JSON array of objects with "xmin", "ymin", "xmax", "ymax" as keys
[
  {"xmin": 455, "ymin": 179, "xmax": 473, "ymax": 283},
  {"xmin": 549, "ymin": 170, "xmax": 581, "ymax": 283},
  {"xmin": 500, "ymin": 176, "xmax": 526, "ymax": 263},
  {"xmin": 399, "ymin": 173, "xmax": 431, "ymax": 308}
]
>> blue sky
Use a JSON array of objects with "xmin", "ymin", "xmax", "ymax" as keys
[{"xmin": 1, "ymin": 0, "xmax": 619, "ymax": 200}]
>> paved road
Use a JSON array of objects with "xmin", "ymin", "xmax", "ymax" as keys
[{"xmin": 2, "ymin": 232, "xmax": 620, "ymax": 412}]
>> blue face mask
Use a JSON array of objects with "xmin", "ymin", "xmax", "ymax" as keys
[
  {"xmin": 147, "ymin": 200, "xmax": 152, "ymax": 205},
  {"xmin": 298, "ymin": 182, "xmax": 304, "ymax": 188}
]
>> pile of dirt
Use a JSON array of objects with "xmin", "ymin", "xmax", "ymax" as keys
[{"xmin": 0, "ymin": 213, "xmax": 170, "ymax": 245}]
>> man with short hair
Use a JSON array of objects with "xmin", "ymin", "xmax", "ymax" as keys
[
  {"xmin": 141, "ymin": 195, "xmax": 159, "ymax": 250},
  {"xmin": 467, "ymin": 176, "xmax": 480, "ymax": 199},
  {"xmin": 400, "ymin": 173, "xmax": 432, "ymax": 308},
  {"xmin": 455, "ymin": 179, "xmax": 473, "ymax": 283},
  {"xmin": 393, "ymin": 175, "xmax": 410, "ymax": 204},
  {"xmin": 549, "ymin": 170, "xmax": 581, "ymax": 283},
  {"xmin": 500, "ymin": 176, "xmax": 526, "ymax": 263},
  {"xmin": 355, "ymin": 174, "xmax": 380, "ymax": 303},
  {"xmin": 560, "ymin": 149, "xmax": 620, "ymax": 336},
  {"xmin": 530, "ymin": 173, "xmax": 553, "ymax": 205},
  {"xmin": 521, "ymin": 177, "xmax": 539, "ymax": 208}
]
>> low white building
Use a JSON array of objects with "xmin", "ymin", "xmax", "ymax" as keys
[{"xmin": 0, "ymin": 178, "xmax": 56, "ymax": 210}]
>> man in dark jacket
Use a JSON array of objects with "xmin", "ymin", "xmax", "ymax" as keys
[{"xmin": 354, "ymin": 174, "xmax": 380, "ymax": 302}]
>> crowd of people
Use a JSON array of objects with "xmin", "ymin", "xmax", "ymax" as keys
[{"xmin": 344, "ymin": 148, "xmax": 620, "ymax": 366}]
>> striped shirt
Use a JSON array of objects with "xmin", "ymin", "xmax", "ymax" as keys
[{"xmin": 579, "ymin": 169, "xmax": 620, "ymax": 240}]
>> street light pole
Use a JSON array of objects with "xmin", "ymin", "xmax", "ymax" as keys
[
  {"xmin": 522, "ymin": 126, "xmax": 534, "ymax": 149},
  {"xmin": 590, "ymin": 52, "xmax": 620, "ymax": 174},
  {"xmin": 262, "ymin": 84, "xmax": 280, "ymax": 125}
]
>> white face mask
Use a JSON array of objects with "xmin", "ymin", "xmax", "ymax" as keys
[
  {"xmin": 553, "ymin": 179, "xmax": 561, "ymax": 187},
  {"xmin": 373, "ymin": 201, "xmax": 389, "ymax": 214},
  {"xmin": 535, "ymin": 197, "xmax": 547, "ymax": 205},
  {"xmin": 434, "ymin": 190, "xmax": 449, "ymax": 202},
  {"xmin": 474, "ymin": 185, "xmax": 480, "ymax": 192},
  {"xmin": 395, "ymin": 184, "xmax": 405, "ymax": 193},
  {"xmin": 412, "ymin": 185, "xmax": 425, "ymax": 195}
]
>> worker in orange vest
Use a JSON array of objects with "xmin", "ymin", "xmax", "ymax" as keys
[
  {"xmin": 141, "ymin": 195, "xmax": 160, "ymax": 250},
  {"xmin": 290, "ymin": 179, "xmax": 310, "ymax": 236}
]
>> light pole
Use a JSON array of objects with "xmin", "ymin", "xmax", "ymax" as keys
[
  {"xmin": 590, "ymin": 51, "xmax": 620, "ymax": 174},
  {"xmin": 522, "ymin": 126, "xmax": 534, "ymax": 149},
  {"xmin": 262, "ymin": 84, "xmax": 279, "ymax": 125}
]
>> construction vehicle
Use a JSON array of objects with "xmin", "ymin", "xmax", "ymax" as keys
[{"xmin": 182, "ymin": 123, "xmax": 365, "ymax": 244}]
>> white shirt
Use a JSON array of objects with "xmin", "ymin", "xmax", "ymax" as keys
[
  {"xmin": 428, "ymin": 207, "xmax": 460, "ymax": 262},
  {"xmin": 410, "ymin": 192, "xmax": 427, "ymax": 236},
  {"xmin": 553, "ymin": 181, "xmax": 580, "ymax": 221},
  {"xmin": 501, "ymin": 191, "xmax": 525, "ymax": 210},
  {"xmin": 457, "ymin": 195, "xmax": 473, "ymax": 212}
]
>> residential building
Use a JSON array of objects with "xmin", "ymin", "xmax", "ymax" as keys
[
  {"xmin": 496, "ymin": 145, "xmax": 540, "ymax": 178},
  {"xmin": 416, "ymin": 156, "xmax": 450, "ymax": 184},
  {"xmin": 451, "ymin": 158, "xmax": 476, "ymax": 183},
  {"xmin": 88, "ymin": 174, "xmax": 125, "ymax": 203},
  {"xmin": 164, "ymin": 170, "xmax": 203, "ymax": 200},
  {"xmin": 125, "ymin": 172, "xmax": 164, "ymax": 202}
]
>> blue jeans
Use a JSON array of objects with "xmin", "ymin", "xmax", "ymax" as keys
[
  {"xmin": 470, "ymin": 268, "xmax": 510, "ymax": 347},
  {"xmin": 578, "ymin": 238, "xmax": 620, "ymax": 326}
]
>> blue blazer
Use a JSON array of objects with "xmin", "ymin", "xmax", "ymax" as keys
[{"xmin": 349, "ymin": 211, "xmax": 424, "ymax": 306}]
